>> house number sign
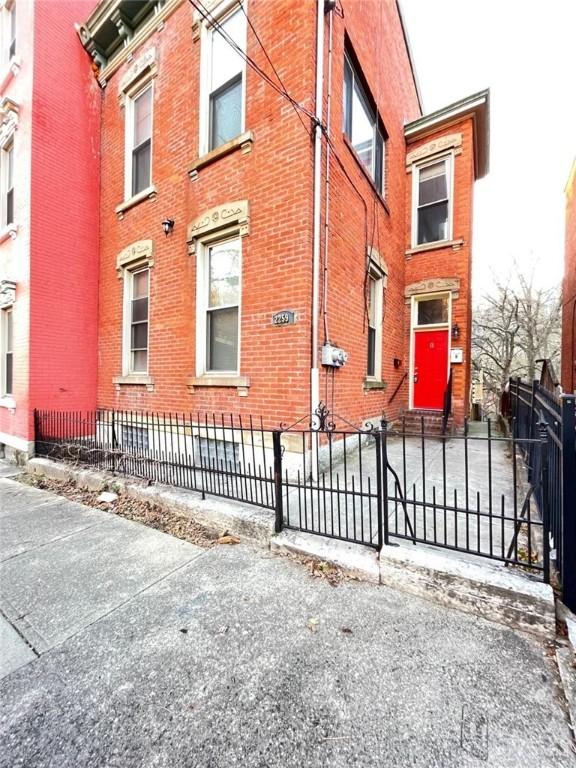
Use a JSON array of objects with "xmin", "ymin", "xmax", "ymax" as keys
[{"xmin": 272, "ymin": 310, "xmax": 296, "ymax": 326}]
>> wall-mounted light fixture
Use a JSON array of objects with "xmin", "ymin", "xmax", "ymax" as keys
[
  {"xmin": 452, "ymin": 323, "xmax": 460, "ymax": 341},
  {"xmin": 162, "ymin": 218, "xmax": 175, "ymax": 237}
]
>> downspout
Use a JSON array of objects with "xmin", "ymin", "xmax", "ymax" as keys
[
  {"xmin": 310, "ymin": 0, "xmax": 325, "ymax": 423},
  {"xmin": 322, "ymin": 5, "xmax": 334, "ymax": 345}
]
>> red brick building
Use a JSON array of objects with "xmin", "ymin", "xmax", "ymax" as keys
[
  {"xmin": 75, "ymin": 0, "xmax": 488, "ymax": 437},
  {"xmin": 0, "ymin": 0, "xmax": 100, "ymax": 459},
  {"xmin": 562, "ymin": 158, "xmax": 576, "ymax": 393}
]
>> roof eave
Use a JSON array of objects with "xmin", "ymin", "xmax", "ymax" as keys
[{"xmin": 404, "ymin": 89, "xmax": 490, "ymax": 180}]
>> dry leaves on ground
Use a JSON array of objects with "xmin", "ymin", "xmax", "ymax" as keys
[{"xmin": 18, "ymin": 474, "xmax": 219, "ymax": 548}]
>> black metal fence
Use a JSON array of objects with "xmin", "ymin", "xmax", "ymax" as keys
[
  {"xmin": 34, "ymin": 403, "xmax": 555, "ymax": 581},
  {"xmin": 508, "ymin": 379, "xmax": 576, "ymax": 609}
]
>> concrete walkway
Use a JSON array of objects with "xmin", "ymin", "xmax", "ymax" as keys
[{"xmin": 0, "ymin": 473, "xmax": 574, "ymax": 767}]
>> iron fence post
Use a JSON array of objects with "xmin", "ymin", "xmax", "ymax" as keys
[
  {"xmin": 561, "ymin": 395, "xmax": 576, "ymax": 610},
  {"xmin": 538, "ymin": 415, "xmax": 551, "ymax": 584},
  {"xmin": 374, "ymin": 429, "xmax": 384, "ymax": 551},
  {"xmin": 380, "ymin": 417, "xmax": 389, "ymax": 547},
  {"xmin": 272, "ymin": 430, "xmax": 283, "ymax": 534}
]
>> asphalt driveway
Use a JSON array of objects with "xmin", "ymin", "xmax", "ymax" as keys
[{"xmin": 0, "ymin": 473, "xmax": 574, "ymax": 767}]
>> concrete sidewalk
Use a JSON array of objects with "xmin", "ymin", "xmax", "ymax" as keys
[{"xmin": 0, "ymin": 474, "xmax": 574, "ymax": 767}]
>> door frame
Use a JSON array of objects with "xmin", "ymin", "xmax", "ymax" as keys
[{"xmin": 409, "ymin": 291, "xmax": 452, "ymax": 410}]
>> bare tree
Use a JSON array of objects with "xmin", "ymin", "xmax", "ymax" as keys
[{"xmin": 472, "ymin": 268, "xmax": 561, "ymax": 412}]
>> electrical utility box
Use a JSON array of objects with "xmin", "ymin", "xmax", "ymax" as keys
[{"xmin": 321, "ymin": 344, "xmax": 349, "ymax": 368}]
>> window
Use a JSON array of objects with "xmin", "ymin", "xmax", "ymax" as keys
[
  {"xmin": 414, "ymin": 157, "xmax": 452, "ymax": 246},
  {"xmin": 198, "ymin": 235, "xmax": 241, "ymax": 374},
  {"xmin": 343, "ymin": 53, "xmax": 385, "ymax": 193},
  {"xmin": 126, "ymin": 85, "xmax": 152, "ymax": 198},
  {"xmin": 2, "ymin": 140, "xmax": 13, "ymax": 226},
  {"xmin": 120, "ymin": 425, "xmax": 149, "ymax": 452},
  {"xmin": 124, "ymin": 268, "xmax": 149, "ymax": 374},
  {"xmin": 366, "ymin": 270, "xmax": 383, "ymax": 379},
  {"xmin": 203, "ymin": 5, "xmax": 246, "ymax": 153},
  {"xmin": 195, "ymin": 436, "xmax": 239, "ymax": 467},
  {"xmin": 415, "ymin": 296, "xmax": 449, "ymax": 326},
  {"xmin": 7, "ymin": 1, "xmax": 14, "ymax": 59},
  {"xmin": 2, "ymin": 308, "xmax": 12, "ymax": 396}
]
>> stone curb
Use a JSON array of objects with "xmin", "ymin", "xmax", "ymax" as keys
[
  {"xmin": 25, "ymin": 458, "xmax": 555, "ymax": 642},
  {"xmin": 26, "ymin": 458, "xmax": 274, "ymax": 545}
]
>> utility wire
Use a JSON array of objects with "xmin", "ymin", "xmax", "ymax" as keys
[{"xmin": 188, "ymin": 0, "xmax": 317, "ymax": 125}]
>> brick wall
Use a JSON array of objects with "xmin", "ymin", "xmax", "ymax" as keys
[
  {"xmin": 95, "ymin": 0, "xmax": 423, "ymax": 427},
  {"xmin": 562, "ymin": 162, "xmax": 576, "ymax": 393},
  {"xmin": 404, "ymin": 119, "xmax": 476, "ymax": 425},
  {"xmin": 23, "ymin": 0, "xmax": 101, "ymax": 442}
]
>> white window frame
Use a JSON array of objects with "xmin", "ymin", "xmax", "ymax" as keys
[
  {"xmin": 411, "ymin": 153, "xmax": 454, "ymax": 248},
  {"xmin": 195, "ymin": 229, "xmax": 242, "ymax": 378},
  {"xmin": 1, "ymin": 306, "xmax": 13, "ymax": 398},
  {"xmin": 122, "ymin": 265, "xmax": 150, "ymax": 377},
  {"xmin": 198, "ymin": 0, "xmax": 247, "ymax": 157},
  {"xmin": 366, "ymin": 266, "xmax": 384, "ymax": 381},
  {"xmin": 124, "ymin": 81, "xmax": 153, "ymax": 202},
  {"xmin": 0, "ymin": 0, "xmax": 15, "ymax": 68},
  {"xmin": 408, "ymin": 291, "xmax": 452, "ymax": 410}
]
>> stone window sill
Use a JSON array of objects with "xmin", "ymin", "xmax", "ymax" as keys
[
  {"xmin": 405, "ymin": 238, "xmax": 464, "ymax": 256},
  {"xmin": 0, "ymin": 395, "xmax": 16, "ymax": 410},
  {"xmin": 0, "ymin": 56, "xmax": 21, "ymax": 93},
  {"xmin": 363, "ymin": 379, "xmax": 388, "ymax": 391},
  {"xmin": 115, "ymin": 185, "xmax": 157, "ymax": 219},
  {"xmin": 188, "ymin": 131, "xmax": 254, "ymax": 179},
  {"xmin": 0, "ymin": 223, "xmax": 18, "ymax": 244},
  {"xmin": 187, "ymin": 375, "xmax": 250, "ymax": 396},
  {"xmin": 342, "ymin": 134, "xmax": 390, "ymax": 215},
  {"xmin": 113, "ymin": 374, "xmax": 155, "ymax": 390}
]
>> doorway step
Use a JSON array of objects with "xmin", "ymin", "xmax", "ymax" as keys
[{"xmin": 394, "ymin": 409, "xmax": 454, "ymax": 436}]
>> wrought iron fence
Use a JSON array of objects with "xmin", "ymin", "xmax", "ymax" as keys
[
  {"xmin": 34, "ymin": 402, "xmax": 555, "ymax": 580},
  {"xmin": 34, "ymin": 409, "xmax": 277, "ymax": 511},
  {"xmin": 508, "ymin": 378, "xmax": 576, "ymax": 609}
]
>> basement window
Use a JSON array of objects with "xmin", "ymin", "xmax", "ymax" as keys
[
  {"xmin": 195, "ymin": 436, "xmax": 239, "ymax": 467},
  {"xmin": 120, "ymin": 425, "xmax": 149, "ymax": 452}
]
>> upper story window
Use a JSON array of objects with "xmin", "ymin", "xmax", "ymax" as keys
[
  {"xmin": 125, "ymin": 84, "xmax": 152, "ymax": 199},
  {"xmin": 201, "ymin": 4, "xmax": 246, "ymax": 154},
  {"xmin": 126, "ymin": 267, "xmax": 149, "ymax": 374},
  {"xmin": 1, "ymin": 139, "xmax": 13, "ymax": 227},
  {"xmin": 7, "ymin": 1, "xmax": 14, "ymax": 59},
  {"xmin": 343, "ymin": 52, "xmax": 385, "ymax": 194},
  {"xmin": 413, "ymin": 156, "xmax": 453, "ymax": 246}
]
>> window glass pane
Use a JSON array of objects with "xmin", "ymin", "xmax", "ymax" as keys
[
  {"xmin": 368, "ymin": 277, "xmax": 376, "ymax": 327},
  {"xmin": 418, "ymin": 161, "xmax": 447, "ymax": 205},
  {"xmin": 195, "ymin": 436, "xmax": 239, "ymax": 467},
  {"xmin": 207, "ymin": 306, "xmax": 238, "ymax": 371},
  {"xmin": 5, "ymin": 352, "xmax": 12, "ymax": 394},
  {"xmin": 120, "ymin": 425, "xmax": 149, "ymax": 452},
  {"xmin": 210, "ymin": 75, "xmax": 242, "ymax": 149},
  {"xmin": 131, "ymin": 322, "xmax": 148, "ymax": 349},
  {"xmin": 211, "ymin": 9, "xmax": 244, "ymax": 91},
  {"xmin": 133, "ymin": 88, "xmax": 152, "ymax": 146},
  {"xmin": 343, "ymin": 59, "xmax": 352, "ymax": 134},
  {"xmin": 351, "ymin": 83, "xmax": 374, "ymax": 173},
  {"xmin": 417, "ymin": 202, "xmax": 449, "ymax": 244},
  {"xmin": 132, "ymin": 270, "xmax": 148, "ymax": 298},
  {"xmin": 132, "ymin": 349, "xmax": 148, "ymax": 372},
  {"xmin": 8, "ymin": 5, "xmax": 15, "ymax": 58},
  {"xmin": 367, "ymin": 327, "xmax": 375, "ymax": 377},
  {"xmin": 6, "ymin": 310, "xmax": 12, "ymax": 349},
  {"xmin": 7, "ymin": 145, "xmax": 13, "ymax": 187},
  {"xmin": 208, "ymin": 240, "xmax": 240, "ymax": 307},
  {"xmin": 131, "ymin": 297, "xmax": 148, "ymax": 323},
  {"xmin": 132, "ymin": 140, "xmax": 151, "ymax": 195},
  {"xmin": 417, "ymin": 297, "xmax": 449, "ymax": 325}
]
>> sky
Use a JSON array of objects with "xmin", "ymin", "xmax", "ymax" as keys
[{"xmin": 400, "ymin": 0, "xmax": 576, "ymax": 299}]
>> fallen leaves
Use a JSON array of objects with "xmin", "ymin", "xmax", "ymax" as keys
[
  {"xmin": 306, "ymin": 558, "xmax": 345, "ymax": 586},
  {"xmin": 217, "ymin": 534, "xmax": 241, "ymax": 545}
]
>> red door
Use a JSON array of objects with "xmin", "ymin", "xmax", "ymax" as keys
[{"xmin": 413, "ymin": 330, "xmax": 449, "ymax": 409}]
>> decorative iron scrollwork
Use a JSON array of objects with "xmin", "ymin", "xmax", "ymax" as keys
[{"xmin": 311, "ymin": 402, "xmax": 336, "ymax": 433}]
